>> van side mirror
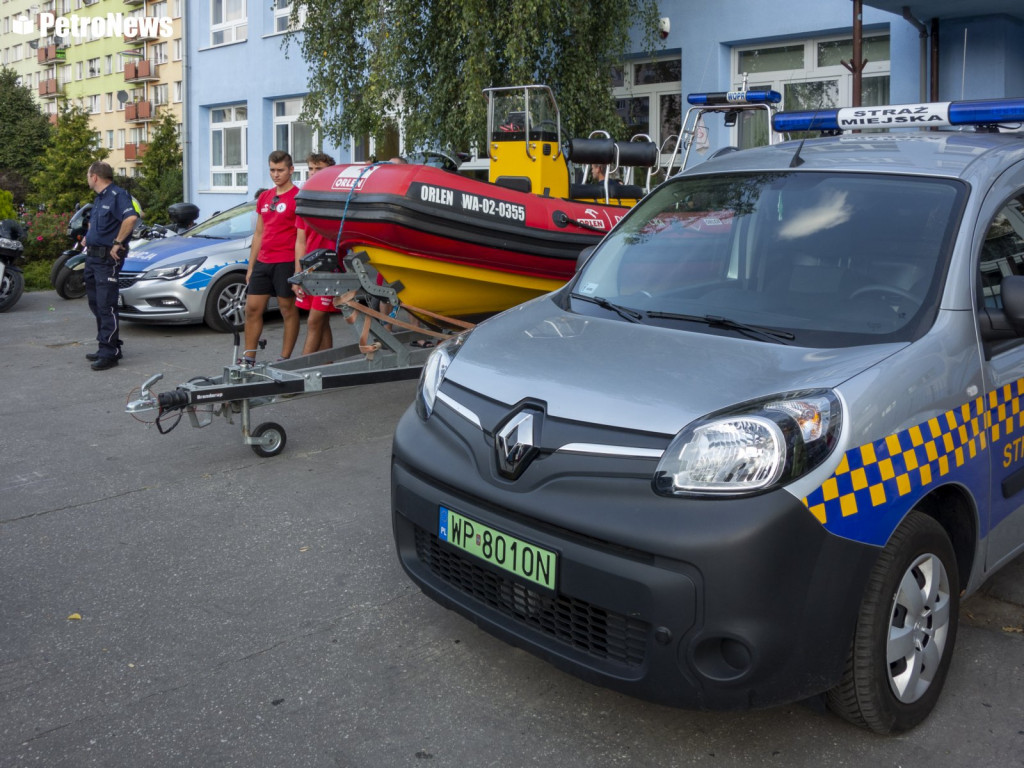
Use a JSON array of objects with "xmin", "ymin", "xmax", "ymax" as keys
[
  {"xmin": 577, "ymin": 245, "xmax": 596, "ymax": 271},
  {"xmin": 980, "ymin": 275, "xmax": 1024, "ymax": 341}
]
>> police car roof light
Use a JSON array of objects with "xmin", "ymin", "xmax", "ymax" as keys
[
  {"xmin": 772, "ymin": 97, "xmax": 1024, "ymax": 133},
  {"xmin": 688, "ymin": 90, "xmax": 782, "ymax": 107}
]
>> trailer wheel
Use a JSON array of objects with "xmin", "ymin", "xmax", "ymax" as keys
[
  {"xmin": 827, "ymin": 511, "xmax": 959, "ymax": 733},
  {"xmin": 251, "ymin": 421, "xmax": 287, "ymax": 458}
]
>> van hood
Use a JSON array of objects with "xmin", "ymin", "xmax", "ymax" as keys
[{"xmin": 446, "ymin": 296, "xmax": 904, "ymax": 435}]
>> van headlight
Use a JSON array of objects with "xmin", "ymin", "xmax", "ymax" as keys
[
  {"xmin": 140, "ymin": 255, "xmax": 206, "ymax": 280},
  {"xmin": 653, "ymin": 390, "xmax": 841, "ymax": 496},
  {"xmin": 416, "ymin": 331, "xmax": 472, "ymax": 419}
]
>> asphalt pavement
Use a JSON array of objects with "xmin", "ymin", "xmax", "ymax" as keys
[{"xmin": 1, "ymin": 290, "xmax": 1023, "ymax": 768}]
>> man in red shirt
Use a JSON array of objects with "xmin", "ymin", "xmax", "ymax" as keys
[{"xmin": 244, "ymin": 150, "xmax": 301, "ymax": 363}]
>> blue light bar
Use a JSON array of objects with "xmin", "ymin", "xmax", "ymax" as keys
[
  {"xmin": 772, "ymin": 97, "xmax": 1024, "ymax": 133},
  {"xmin": 688, "ymin": 90, "xmax": 782, "ymax": 107}
]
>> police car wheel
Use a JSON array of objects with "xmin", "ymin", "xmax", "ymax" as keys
[
  {"xmin": 827, "ymin": 511, "xmax": 959, "ymax": 734},
  {"xmin": 204, "ymin": 272, "xmax": 248, "ymax": 333}
]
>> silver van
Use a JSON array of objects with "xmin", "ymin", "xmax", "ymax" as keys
[{"xmin": 390, "ymin": 98, "xmax": 1024, "ymax": 733}]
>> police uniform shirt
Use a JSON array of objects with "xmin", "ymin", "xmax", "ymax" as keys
[{"xmin": 85, "ymin": 183, "xmax": 136, "ymax": 247}]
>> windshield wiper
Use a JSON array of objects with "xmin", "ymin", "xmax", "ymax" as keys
[
  {"xmin": 570, "ymin": 293, "xmax": 644, "ymax": 323},
  {"xmin": 189, "ymin": 234, "xmax": 229, "ymax": 239},
  {"xmin": 645, "ymin": 311, "xmax": 795, "ymax": 344}
]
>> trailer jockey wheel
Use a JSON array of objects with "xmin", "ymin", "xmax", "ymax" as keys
[{"xmin": 251, "ymin": 422, "xmax": 287, "ymax": 458}]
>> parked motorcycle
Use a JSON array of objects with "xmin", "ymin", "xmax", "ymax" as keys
[
  {"xmin": 0, "ymin": 219, "xmax": 27, "ymax": 312},
  {"xmin": 50, "ymin": 203, "xmax": 90, "ymax": 300},
  {"xmin": 51, "ymin": 202, "xmax": 200, "ymax": 300}
]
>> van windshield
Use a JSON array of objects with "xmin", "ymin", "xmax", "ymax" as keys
[{"xmin": 573, "ymin": 171, "xmax": 965, "ymax": 347}]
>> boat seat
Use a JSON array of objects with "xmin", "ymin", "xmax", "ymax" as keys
[
  {"xmin": 570, "ymin": 182, "xmax": 644, "ymax": 201},
  {"xmin": 494, "ymin": 176, "xmax": 532, "ymax": 193}
]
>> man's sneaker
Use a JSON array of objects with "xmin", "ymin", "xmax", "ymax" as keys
[
  {"xmin": 86, "ymin": 349, "xmax": 123, "ymax": 361},
  {"xmin": 90, "ymin": 357, "xmax": 119, "ymax": 371}
]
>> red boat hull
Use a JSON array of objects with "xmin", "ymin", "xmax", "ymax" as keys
[{"xmin": 295, "ymin": 163, "xmax": 633, "ymax": 316}]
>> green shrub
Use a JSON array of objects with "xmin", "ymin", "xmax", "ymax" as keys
[
  {"xmin": 19, "ymin": 209, "xmax": 71, "ymax": 262},
  {"xmin": 22, "ymin": 258, "xmax": 52, "ymax": 292},
  {"xmin": 0, "ymin": 189, "xmax": 15, "ymax": 220}
]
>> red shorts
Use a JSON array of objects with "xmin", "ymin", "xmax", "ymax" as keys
[{"xmin": 295, "ymin": 294, "xmax": 339, "ymax": 313}]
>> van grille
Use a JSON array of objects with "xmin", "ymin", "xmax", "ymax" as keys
[{"xmin": 414, "ymin": 524, "xmax": 649, "ymax": 668}]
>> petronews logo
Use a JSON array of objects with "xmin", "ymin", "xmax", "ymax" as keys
[
  {"xmin": 33, "ymin": 13, "xmax": 174, "ymax": 40},
  {"xmin": 12, "ymin": 15, "xmax": 33, "ymax": 35}
]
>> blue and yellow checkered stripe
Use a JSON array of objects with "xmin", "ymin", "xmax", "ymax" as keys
[{"xmin": 803, "ymin": 378, "xmax": 1024, "ymax": 544}]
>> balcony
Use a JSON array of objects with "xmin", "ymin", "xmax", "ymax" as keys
[
  {"xmin": 124, "ymin": 142, "xmax": 148, "ymax": 162},
  {"xmin": 124, "ymin": 26, "xmax": 161, "ymax": 44},
  {"xmin": 48, "ymin": 113, "xmax": 59, "ymax": 126},
  {"xmin": 123, "ymin": 0, "xmax": 145, "ymax": 4},
  {"xmin": 37, "ymin": 78, "xmax": 59, "ymax": 98},
  {"xmin": 125, "ymin": 100, "xmax": 154, "ymax": 122},
  {"xmin": 37, "ymin": 44, "xmax": 65, "ymax": 64},
  {"xmin": 124, "ymin": 60, "xmax": 159, "ymax": 82}
]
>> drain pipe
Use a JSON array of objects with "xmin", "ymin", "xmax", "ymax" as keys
[{"xmin": 902, "ymin": 6, "xmax": 929, "ymax": 102}]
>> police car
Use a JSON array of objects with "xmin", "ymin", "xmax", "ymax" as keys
[{"xmin": 390, "ymin": 97, "xmax": 1024, "ymax": 733}]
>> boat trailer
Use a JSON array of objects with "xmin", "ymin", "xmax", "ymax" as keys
[{"xmin": 125, "ymin": 250, "xmax": 470, "ymax": 457}]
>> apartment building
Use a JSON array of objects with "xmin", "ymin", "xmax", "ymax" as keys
[{"xmin": 1, "ymin": 0, "xmax": 183, "ymax": 176}]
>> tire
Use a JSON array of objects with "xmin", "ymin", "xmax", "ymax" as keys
[
  {"xmin": 50, "ymin": 251, "xmax": 73, "ymax": 286},
  {"xmin": 250, "ymin": 422, "xmax": 287, "ymax": 458},
  {"xmin": 54, "ymin": 265, "xmax": 87, "ymax": 300},
  {"xmin": 827, "ymin": 511, "xmax": 959, "ymax": 734},
  {"xmin": 204, "ymin": 272, "xmax": 248, "ymax": 333},
  {"xmin": 0, "ymin": 268, "xmax": 25, "ymax": 312}
]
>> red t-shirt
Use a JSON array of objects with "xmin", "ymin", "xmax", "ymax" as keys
[
  {"xmin": 297, "ymin": 216, "xmax": 333, "ymax": 254},
  {"xmin": 256, "ymin": 186, "xmax": 299, "ymax": 263}
]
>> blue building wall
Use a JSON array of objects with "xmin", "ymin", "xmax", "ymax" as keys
[
  {"xmin": 182, "ymin": 2, "xmax": 1024, "ymax": 204},
  {"xmin": 184, "ymin": 0, "xmax": 346, "ymax": 212}
]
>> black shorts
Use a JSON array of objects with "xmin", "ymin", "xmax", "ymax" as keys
[{"xmin": 248, "ymin": 260, "xmax": 295, "ymax": 298}]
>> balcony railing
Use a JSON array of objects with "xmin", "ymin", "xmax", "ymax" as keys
[
  {"xmin": 125, "ymin": 100, "xmax": 154, "ymax": 122},
  {"xmin": 37, "ymin": 78, "xmax": 59, "ymax": 98},
  {"xmin": 37, "ymin": 44, "xmax": 64, "ymax": 64},
  {"xmin": 124, "ymin": 60, "xmax": 159, "ymax": 82},
  {"xmin": 124, "ymin": 142, "xmax": 148, "ymax": 162}
]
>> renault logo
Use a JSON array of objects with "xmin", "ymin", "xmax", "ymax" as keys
[{"xmin": 495, "ymin": 408, "xmax": 542, "ymax": 479}]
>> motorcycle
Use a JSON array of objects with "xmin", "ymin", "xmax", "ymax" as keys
[
  {"xmin": 51, "ymin": 202, "xmax": 200, "ymax": 300},
  {"xmin": 0, "ymin": 219, "xmax": 27, "ymax": 312}
]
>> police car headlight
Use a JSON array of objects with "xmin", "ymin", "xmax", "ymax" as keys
[
  {"xmin": 141, "ymin": 256, "xmax": 206, "ymax": 280},
  {"xmin": 653, "ymin": 390, "xmax": 841, "ymax": 496},
  {"xmin": 416, "ymin": 331, "xmax": 472, "ymax": 419}
]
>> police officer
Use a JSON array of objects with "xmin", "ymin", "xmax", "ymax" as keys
[{"xmin": 83, "ymin": 162, "xmax": 138, "ymax": 370}]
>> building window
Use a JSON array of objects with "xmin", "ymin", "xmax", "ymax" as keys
[
  {"xmin": 172, "ymin": 0, "xmax": 183, "ymax": 18},
  {"xmin": 273, "ymin": 97, "xmax": 314, "ymax": 181},
  {"xmin": 106, "ymin": 130, "xmax": 114, "ymax": 149},
  {"xmin": 105, "ymin": 92, "xmax": 113, "ymax": 111},
  {"xmin": 210, "ymin": 104, "xmax": 247, "ymax": 189},
  {"xmin": 273, "ymin": 0, "xmax": 304, "ymax": 33},
  {"xmin": 152, "ymin": 42, "xmax": 168, "ymax": 65},
  {"xmin": 173, "ymin": 38, "xmax": 183, "ymax": 61},
  {"xmin": 87, "ymin": 57, "xmax": 100, "ymax": 77},
  {"xmin": 117, "ymin": 129, "xmax": 126, "ymax": 149},
  {"xmin": 211, "ymin": 0, "xmax": 246, "ymax": 46},
  {"xmin": 612, "ymin": 56, "xmax": 682, "ymax": 162},
  {"xmin": 152, "ymin": 83, "xmax": 169, "ymax": 106},
  {"xmin": 88, "ymin": 94, "xmax": 100, "ymax": 113},
  {"xmin": 173, "ymin": 80, "xmax": 182, "ymax": 103},
  {"xmin": 733, "ymin": 34, "xmax": 891, "ymax": 146}
]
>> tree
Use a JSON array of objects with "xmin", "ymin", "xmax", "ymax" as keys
[
  {"xmin": 0, "ymin": 67, "xmax": 51, "ymax": 204},
  {"xmin": 292, "ymin": 0, "xmax": 660, "ymax": 156},
  {"xmin": 30, "ymin": 104, "xmax": 108, "ymax": 213},
  {"xmin": 136, "ymin": 110, "xmax": 183, "ymax": 224}
]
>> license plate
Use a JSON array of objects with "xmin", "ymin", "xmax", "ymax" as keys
[{"xmin": 438, "ymin": 506, "xmax": 557, "ymax": 591}]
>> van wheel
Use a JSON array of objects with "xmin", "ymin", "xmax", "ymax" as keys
[
  {"xmin": 204, "ymin": 272, "xmax": 247, "ymax": 333},
  {"xmin": 827, "ymin": 511, "xmax": 959, "ymax": 733}
]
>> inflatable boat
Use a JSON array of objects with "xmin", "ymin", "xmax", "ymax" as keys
[{"xmin": 295, "ymin": 85, "xmax": 660, "ymax": 318}]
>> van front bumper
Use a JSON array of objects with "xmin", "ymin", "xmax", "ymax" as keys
[{"xmin": 391, "ymin": 406, "xmax": 880, "ymax": 710}]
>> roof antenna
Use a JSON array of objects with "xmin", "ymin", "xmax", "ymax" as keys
[{"xmin": 960, "ymin": 27, "xmax": 968, "ymax": 101}]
